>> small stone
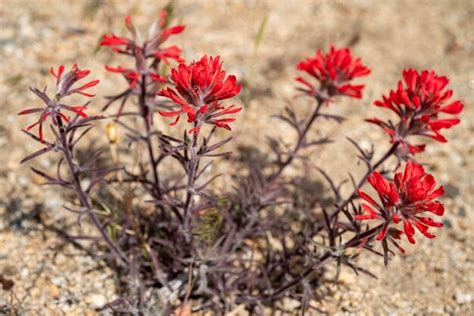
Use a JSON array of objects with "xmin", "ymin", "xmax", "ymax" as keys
[
  {"xmin": 427, "ymin": 304, "xmax": 444, "ymax": 314},
  {"xmin": 454, "ymin": 290, "xmax": 472, "ymax": 305},
  {"xmin": 281, "ymin": 297, "xmax": 300, "ymax": 310},
  {"xmin": 338, "ymin": 270, "xmax": 357, "ymax": 285},
  {"xmin": 87, "ymin": 294, "xmax": 107, "ymax": 309},
  {"xmin": 20, "ymin": 268, "xmax": 29, "ymax": 278},
  {"xmin": 48, "ymin": 284, "xmax": 61, "ymax": 300},
  {"xmin": 444, "ymin": 304, "xmax": 455, "ymax": 313},
  {"xmin": 55, "ymin": 253, "xmax": 67, "ymax": 265},
  {"xmin": 51, "ymin": 277, "xmax": 62, "ymax": 286}
]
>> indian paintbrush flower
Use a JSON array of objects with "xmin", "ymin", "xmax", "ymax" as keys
[
  {"xmin": 367, "ymin": 69, "xmax": 464, "ymax": 155},
  {"xmin": 100, "ymin": 12, "xmax": 185, "ymax": 62},
  {"xmin": 18, "ymin": 65, "xmax": 98, "ymax": 142},
  {"xmin": 296, "ymin": 45, "xmax": 371, "ymax": 100},
  {"xmin": 158, "ymin": 55, "xmax": 242, "ymax": 134},
  {"xmin": 101, "ymin": 14, "xmax": 184, "ymax": 116},
  {"xmin": 356, "ymin": 160, "xmax": 445, "ymax": 252}
]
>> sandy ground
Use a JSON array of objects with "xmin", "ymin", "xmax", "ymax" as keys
[{"xmin": 0, "ymin": 0, "xmax": 473, "ymax": 314}]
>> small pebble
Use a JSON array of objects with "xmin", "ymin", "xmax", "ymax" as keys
[
  {"xmin": 454, "ymin": 290, "xmax": 472, "ymax": 305},
  {"xmin": 87, "ymin": 294, "xmax": 107, "ymax": 309}
]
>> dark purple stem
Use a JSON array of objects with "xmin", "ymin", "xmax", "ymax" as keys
[
  {"xmin": 57, "ymin": 118, "xmax": 128, "ymax": 264},
  {"xmin": 183, "ymin": 129, "xmax": 199, "ymax": 229},
  {"xmin": 139, "ymin": 72, "xmax": 162, "ymax": 199},
  {"xmin": 268, "ymin": 97, "xmax": 325, "ymax": 182}
]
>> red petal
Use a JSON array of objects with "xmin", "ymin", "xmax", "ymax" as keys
[
  {"xmin": 158, "ymin": 110, "xmax": 182, "ymax": 117},
  {"xmin": 429, "ymin": 119, "xmax": 460, "ymax": 130},
  {"xmin": 18, "ymin": 108, "xmax": 43, "ymax": 115},
  {"xmin": 77, "ymin": 79, "xmax": 100, "ymax": 91},
  {"xmin": 440, "ymin": 100, "xmax": 463, "ymax": 114},
  {"xmin": 376, "ymin": 224, "xmax": 389, "ymax": 240},
  {"xmin": 403, "ymin": 220, "xmax": 416, "ymax": 244},
  {"xmin": 357, "ymin": 189, "xmax": 379, "ymax": 207}
]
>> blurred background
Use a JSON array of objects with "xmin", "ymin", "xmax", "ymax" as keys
[{"xmin": 0, "ymin": 0, "xmax": 472, "ymax": 314}]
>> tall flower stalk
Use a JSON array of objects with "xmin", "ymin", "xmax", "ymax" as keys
[
  {"xmin": 19, "ymin": 65, "xmax": 127, "ymax": 264},
  {"xmin": 269, "ymin": 46, "xmax": 371, "ymax": 182},
  {"xmin": 158, "ymin": 55, "xmax": 242, "ymax": 232},
  {"xmin": 100, "ymin": 13, "xmax": 185, "ymax": 201}
]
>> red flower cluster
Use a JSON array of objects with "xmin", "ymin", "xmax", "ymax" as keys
[
  {"xmin": 18, "ymin": 65, "xmax": 98, "ymax": 142},
  {"xmin": 51, "ymin": 64, "xmax": 99, "ymax": 98},
  {"xmin": 158, "ymin": 55, "xmax": 242, "ymax": 134},
  {"xmin": 100, "ymin": 12, "xmax": 185, "ymax": 63},
  {"xmin": 367, "ymin": 69, "xmax": 464, "ymax": 154},
  {"xmin": 356, "ymin": 160, "xmax": 445, "ymax": 252},
  {"xmin": 296, "ymin": 46, "xmax": 371, "ymax": 100},
  {"xmin": 101, "ymin": 14, "xmax": 184, "ymax": 91}
]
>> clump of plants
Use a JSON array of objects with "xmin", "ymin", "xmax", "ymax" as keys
[{"xmin": 18, "ymin": 10, "xmax": 464, "ymax": 314}]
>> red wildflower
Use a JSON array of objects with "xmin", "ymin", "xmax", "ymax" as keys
[
  {"xmin": 355, "ymin": 160, "xmax": 445, "ymax": 252},
  {"xmin": 296, "ymin": 46, "xmax": 370, "ymax": 100},
  {"xmin": 158, "ymin": 55, "xmax": 242, "ymax": 133},
  {"xmin": 101, "ymin": 14, "xmax": 185, "ymax": 64},
  {"xmin": 367, "ymin": 69, "xmax": 464, "ymax": 154},
  {"xmin": 51, "ymin": 64, "xmax": 99, "ymax": 98},
  {"xmin": 19, "ymin": 65, "xmax": 97, "ymax": 143},
  {"xmin": 101, "ymin": 14, "xmax": 185, "ymax": 101}
]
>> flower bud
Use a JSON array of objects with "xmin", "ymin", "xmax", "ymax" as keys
[{"xmin": 105, "ymin": 122, "xmax": 120, "ymax": 144}]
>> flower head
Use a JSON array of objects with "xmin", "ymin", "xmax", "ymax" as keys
[
  {"xmin": 51, "ymin": 64, "xmax": 99, "ymax": 98},
  {"xmin": 355, "ymin": 160, "xmax": 445, "ymax": 252},
  {"xmin": 100, "ymin": 13, "xmax": 185, "ymax": 63},
  {"xmin": 18, "ymin": 65, "xmax": 97, "ymax": 143},
  {"xmin": 101, "ymin": 14, "xmax": 185, "ymax": 111},
  {"xmin": 158, "ymin": 55, "xmax": 242, "ymax": 133},
  {"xmin": 367, "ymin": 69, "xmax": 463, "ymax": 155},
  {"xmin": 296, "ymin": 45, "xmax": 370, "ymax": 100}
]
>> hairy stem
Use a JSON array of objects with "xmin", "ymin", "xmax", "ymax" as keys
[
  {"xmin": 183, "ymin": 129, "xmax": 200, "ymax": 229},
  {"xmin": 139, "ymin": 72, "xmax": 162, "ymax": 199},
  {"xmin": 268, "ymin": 97, "xmax": 325, "ymax": 182},
  {"xmin": 57, "ymin": 118, "xmax": 128, "ymax": 264}
]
